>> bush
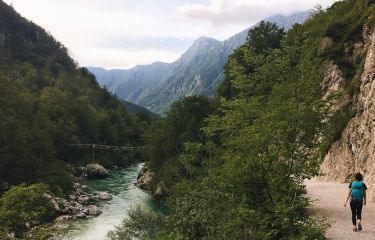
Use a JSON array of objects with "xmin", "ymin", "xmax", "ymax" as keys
[
  {"xmin": 0, "ymin": 183, "xmax": 55, "ymax": 237},
  {"xmin": 325, "ymin": 22, "xmax": 346, "ymax": 41},
  {"xmin": 107, "ymin": 206, "xmax": 165, "ymax": 240}
]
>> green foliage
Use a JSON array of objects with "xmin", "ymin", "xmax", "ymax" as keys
[
  {"xmin": 114, "ymin": 1, "xmax": 371, "ymax": 239},
  {"xmin": 218, "ymin": 21, "xmax": 285, "ymax": 99},
  {"xmin": 144, "ymin": 96, "xmax": 214, "ymax": 191},
  {"xmin": 22, "ymin": 226, "xmax": 58, "ymax": 240},
  {"xmin": 142, "ymin": 3, "xmax": 358, "ymax": 238},
  {"xmin": 0, "ymin": 184, "xmax": 54, "ymax": 237},
  {"xmin": 171, "ymin": 37, "xmax": 326, "ymax": 239},
  {"xmin": 0, "ymin": 0, "xmax": 146, "ymax": 197},
  {"xmin": 247, "ymin": 21, "xmax": 285, "ymax": 54},
  {"xmin": 107, "ymin": 206, "xmax": 165, "ymax": 240},
  {"xmin": 166, "ymin": 181, "xmax": 244, "ymax": 240},
  {"xmin": 320, "ymin": 102, "xmax": 356, "ymax": 155},
  {"xmin": 302, "ymin": 0, "xmax": 372, "ymax": 83}
]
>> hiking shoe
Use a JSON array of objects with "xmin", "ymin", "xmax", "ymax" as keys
[
  {"xmin": 353, "ymin": 227, "xmax": 358, "ymax": 232},
  {"xmin": 358, "ymin": 224, "xmax": 362, "ymax": 231}
]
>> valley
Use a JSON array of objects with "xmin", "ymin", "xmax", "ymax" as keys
[{"xmin": 1, "ymin": 0, "xmax": 375, "ymax": 240}]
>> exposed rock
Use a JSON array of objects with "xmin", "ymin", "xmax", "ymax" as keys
[
  {"xmin": 84, "ymin": 205, "xmax": 102, "ymax": 216},
  {"xmin": 135, "ymin": 167, "xmax": 170, "ymax": 200},
  {"xmin": 84, "ymin": 163, "xmax": 109, "ymax": 178},
  {"xmin": 77, "ymin": 195, "xmax": 90, "ymax": 203},
  {"xmin": 51, "ymin": 198, "xmax": 60, "ymax": 212},
  {"xmin": 90, "ymin": 194, "xmax": 100, "ymax": 201},
  {"xmin": 320, "ymin": 28, "xmax": 375, "ymax": 201},
  {"xmin": 154, "ymin": 183, "xmax": 169, "ymax": 200},
  {"xmin": 353, "ymin": 41, "xmax": 365, "ymax": 58},
  {"xmin": 51, "ymin": 180, "xmax": 113, "ymax": 222},
  {"xmin": 98, "ymin": 192, "xmax": 112, "ymax": 201},
  {"xmin": 53, "ymin": 197, "xmax": 83, "ymax": 215},
  {"xmin": 55, "ymin": 215, "xmax": 73, "ymax": 222},
  {"xmin": 135, "ymin": 168, "xmax": 154, "ymax": 191},
  {"xmin": 76, "ymin": 167, "xmax": 88, "ymax": 178},
  {"xmin": 69, "ymin": 202, "xmax": 84, "ymax": 215},
  {"xmin": 321, "ymin": 62, "xmax": 346, "ymax": 100},
  {"xmin": 319, "ymin": 37, "xmax": 333, "ymax": 53}
]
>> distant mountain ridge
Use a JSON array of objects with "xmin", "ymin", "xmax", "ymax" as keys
[
  {"xmin": 122, "ymin": 100, "xmax": 158, "ymax": 118},
  {"xmin": 89, "ymin": 11, "xmax": 311, "ymax": 114}
]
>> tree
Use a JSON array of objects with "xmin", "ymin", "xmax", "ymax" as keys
[
  {"xmin": 217, "ymin": 22, "xmax": 285, "ymax": 99},
  {"xmin": 247, "ymin": 21, "xmax": 285, "ymax": 54},
  {"xmin": 144, "ymin": 96, "xmax": 214, "ymax": 191}
]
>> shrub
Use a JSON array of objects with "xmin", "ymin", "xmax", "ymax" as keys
[
  {"xmin": 0, "ymin": 183, "xmax": 54, "ymax": 237},
  {"xmin": 325, "ymin": 22, "xmax": 346, "ymax": 41},
  {"xmin": 107, "ymin": 206, "xmax": 165, "ymax": 240}
]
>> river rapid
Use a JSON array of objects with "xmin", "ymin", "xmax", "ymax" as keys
[{"xmin": 62, "ymin": 163, "xmax": 162, "ymax": 240}]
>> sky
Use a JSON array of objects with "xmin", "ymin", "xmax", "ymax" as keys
[{"xmin": 4, "ymin": 0, "xmax": 337, "ymax": 69}]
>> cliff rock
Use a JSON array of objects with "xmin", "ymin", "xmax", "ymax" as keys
[
  {"xmin": 320, "ymin": 28, "xmax": 375, "ymax": 201},
  {"xmin": 321, "ymin": 62, "xmax": 346, "ymax": 100}
]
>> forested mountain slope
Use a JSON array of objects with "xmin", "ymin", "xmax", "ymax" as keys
[
  {"xmin": 0, "ymin": 1, "xmax": 145, "ymax": 195},
  {"xmin": 89, "ymin": 11, "xmax": 310, "ymax": 114}
]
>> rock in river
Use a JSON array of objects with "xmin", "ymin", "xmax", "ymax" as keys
[
  {"xmin": 135, "ymin": 168, "xmax": 154, "ymax": 191},
  {"xmin": 84, "ymin": 163, "xmax": 109, "ymax": 178},
  {"xmin": 99, "ymin": 192, "xmax": 112, "ymax": 201},
  {"xmin": 77, "ymin": 195, "xmax": 90, "ymax": 203},
  {"xmin": 84, "ymin": 205, "xmax": 102, "ymax": 216}
]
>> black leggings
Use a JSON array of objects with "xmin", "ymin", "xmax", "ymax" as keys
[{"xmin": 350, "ymin": 200, "xmax": 363, "ymax": 225}]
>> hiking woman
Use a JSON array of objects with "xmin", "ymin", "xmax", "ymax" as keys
[{"xmin": 344, "ymin": 172, "xmax": 367, "ymax": 232}]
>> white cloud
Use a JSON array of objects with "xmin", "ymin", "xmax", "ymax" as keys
[
  {"xmin": 179, "ymin": 0, "xmax": 336, "ymax": 24},
  {"xmin": 3, "ymin": 0, "xmax": 338, "ymax": 68},
  {"xmin": 74, "ymin": 47, "xmax": 181, "ymax": 69}
]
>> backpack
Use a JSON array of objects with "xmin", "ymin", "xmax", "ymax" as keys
[{"xmin": 351, "ymin": 181, "xmax": 365, "ymax": 200}]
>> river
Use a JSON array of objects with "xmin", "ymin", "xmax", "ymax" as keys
[{"xmin": 62, "ymin": 163, "xmax": 163, "ymax": 240}]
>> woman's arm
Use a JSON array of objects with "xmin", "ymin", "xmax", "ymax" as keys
[
  {"xmin": 344, "ymin": 188, "xmax": 351, "ymax": 207},
  {"xmin": 363, "ymin": 190, "xmax": 367, "ymax": 206}
]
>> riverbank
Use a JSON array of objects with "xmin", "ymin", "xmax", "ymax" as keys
[
  {"xmin": 306, "ymin": 179, "xmax": 375, "ymax": 240},
  {"xmin": 62, "ymin": 163, "xmax": 163, "ymax": 240}
]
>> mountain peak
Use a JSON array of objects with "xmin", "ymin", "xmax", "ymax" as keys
[
  {"xmin": 190, "ymin": 36, "xmax": 220, "ymax": 48},
  {"xmin": 196, "ymin": 36, "xmax": 219, "ymax": 42},
  {"xmin": 90, "ymin": 11, "xmax": 312, "ymax": 114},
  {"xmin": 180, "ymin": 36, "xmax": 221, "ymax": 59}
]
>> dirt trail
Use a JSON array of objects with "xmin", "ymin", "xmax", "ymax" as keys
[{"xmin": 305, "ymin": 180, "xmax": 375, "ymax": 240}]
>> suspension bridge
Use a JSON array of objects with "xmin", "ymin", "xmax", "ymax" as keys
[{"xmin": 68, "ymin": 143, "xmax": 144, "ymax": 162}]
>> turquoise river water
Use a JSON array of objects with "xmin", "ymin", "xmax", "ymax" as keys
[{"xmin": 62, "ymin": 163, "xmax": 163, "ymax": 240}]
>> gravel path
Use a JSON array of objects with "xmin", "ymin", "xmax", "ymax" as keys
[{"xmin": 305, "ymin": 179, "xmax": 375, "ymax": 240}]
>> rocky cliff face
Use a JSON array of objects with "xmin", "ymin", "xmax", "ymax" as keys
[{"xmin": 320, "ymin": 27, "xmax": 375, "ymax": 201}]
